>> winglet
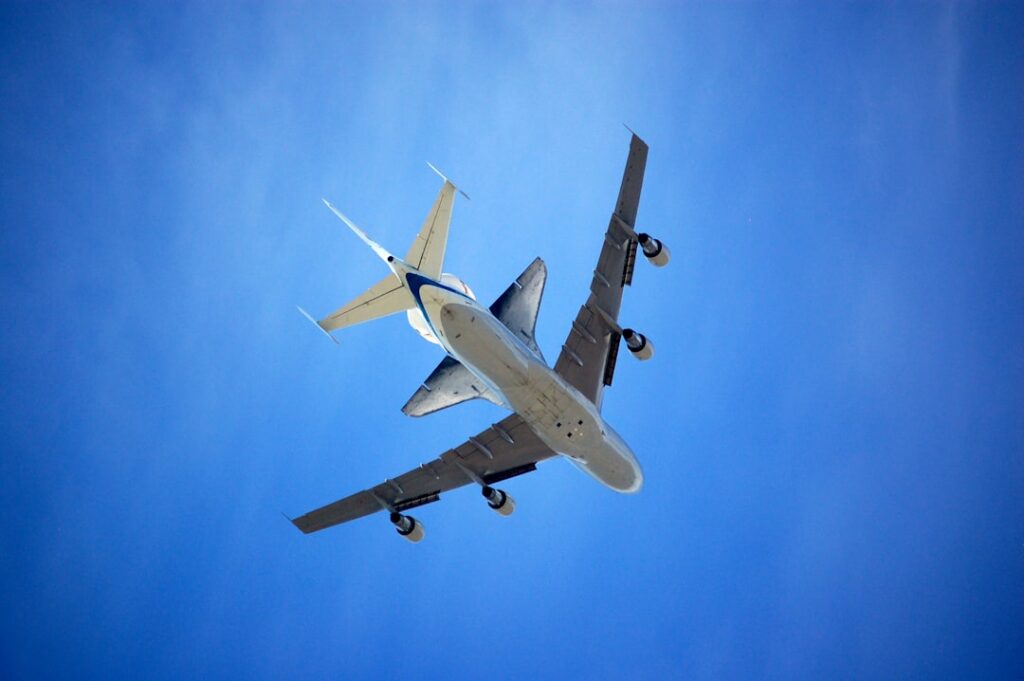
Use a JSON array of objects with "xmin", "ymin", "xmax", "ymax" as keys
[
  {"xmin": 322, "ymin": 198, "xmax": 396, "ymax": 263},
  {"xmin": 297, "ymin": 305, "xmax": 340, "ymax": 345},
  {"xmin": 426, "ymin": 162, "xmax": 470, "ymax": 200}
]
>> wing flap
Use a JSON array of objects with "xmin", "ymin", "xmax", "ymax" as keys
[
  {"xmin": 291, "ymin": 414, "xmax": 555, "ymax": 534},
  {"xmin": 554, "ymin": 133, "xmax": 648, "ymax": 407},
  {"xmin": 402, "ymin": 355, "xmax": 505, "ymax": 417}
]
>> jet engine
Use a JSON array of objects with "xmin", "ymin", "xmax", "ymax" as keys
[
  {"xmin": 638, "ymin": 233, "xmax": 670, "ymax": 267},
  {"xmin": 390, "ymin": 511, "xmax": 426, "ymax": 542},
  {"xmin": 481, "ymin": 486, "xmax": 515, "ymax": 517},
  {"xmin": 623, "ymin": 328, "xmax": 654, "ymax": 360},
  {"xmin": 407, "ymin": 273, "xmax": 476, "ymax": 344}
]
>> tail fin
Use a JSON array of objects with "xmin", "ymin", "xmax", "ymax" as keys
[
  {"xmin": 404, "ymin": 164, "xmax": 468, "ymax": 278},
  {"xmin": 402, "ymin": 356, "xmax": 505, "ymax": 417},
  {"xmin": 314, "ymin": 274, "xmax": 414, "ymax": 334},
  {"xmin": 489, "ymin": 258, "xmax": 548, "ymax": 362},
  {"xmin": 308, "ymin": 172, "xmax": 464, "ymax": 342},
  {"xmin": 401, "ymin": 258, "xmax": 547, "ymax": 417},
  {"xmin": 297, "ymin": 306, "xmax": 340, "ymax": 344},
  {"xmin": 322, "ymin": 199, "xmax": 395, "ymax": 264}
]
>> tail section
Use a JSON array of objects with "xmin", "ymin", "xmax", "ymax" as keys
[
  {"xmin": 308, "ymin": 168, "xmax": 465, "ymax": 342},
  {"xmin": 303, "ymin": 200, "xmax": 414, "ymax": 340},
  {"xmin": 402, "ymin": 356, "xmax": 505, "ymax": 417},
  {"xmin": 297, "ymin": 306, "xmax": 340, "ymax": 344},
  {"xmin": 315, "ymin": 274, "xmax": 414, "ymax": 333},
  {"xmin": 404, "ymin": 164, "xmax": 469, "ymax": 279},
  {"xmin": 401, "ymin": 258, "xmax": 548, "ymax": 417},
  {"xmin": 489, "ymin": 258, "xmax": 548, "ymax": 362},
  {"xmin": 322, "ymin": 199, "xmax": 395, "ymax": 265}
]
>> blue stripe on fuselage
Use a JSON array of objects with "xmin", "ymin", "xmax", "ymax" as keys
[
  {"xmin": 405, "ymin": 271, "xmax": 543, "ymax": 365},
  {"xmin": 404, "ymin": 272, "xmax": 472, "ymax": 346}
]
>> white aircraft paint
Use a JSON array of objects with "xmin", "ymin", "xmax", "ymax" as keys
[{"xmin": 393, "ymin": 259, "xmax": 643, "ymax": 493}]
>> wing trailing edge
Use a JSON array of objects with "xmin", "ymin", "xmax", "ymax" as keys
[
  {"xmin": 317, "ymin": 274, "xmax": 415, "ymax": 333},
  {"xmin": 488, "ymin": 257, "xmax": 548, "ymax": 362},
  {"xmin": 402, "ymin": 355, "xmax": 505, "ymax": 417},
  {"xmin": 554, "ymin": 132, "xmax": 648, "ymax": 409}
]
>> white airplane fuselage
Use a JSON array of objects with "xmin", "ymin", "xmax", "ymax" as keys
[{"xmin": 399, "ymin": 264, "xmax": 643, "ymax": 493}]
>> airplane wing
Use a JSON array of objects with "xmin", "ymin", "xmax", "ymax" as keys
[
  {"xmin": 401, "ymin": 355, "xmax": 505, "ymax": 417},
  {"xmin": 291, "ymin": 414, "xmax": 556, "ymax": 533},
  {"xmin": 554, "ymin": 133, "xmax": 648, "ymax": 408}
]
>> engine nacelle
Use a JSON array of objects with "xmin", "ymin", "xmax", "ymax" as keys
[
  {"xmin": 390, "ymin": 511, "xmax": 426, "ymax": 542},
  {"xmin": 406, "ymin": 273, "xmax": 476, "ymax": 344},
  {"xmin": 623, "ymin": 328, "xmax": 654, "ymax": 361},
  {"xmin": 482, "ymin": 486, "xmax": 515, "ymax": 517},
  {"xmin": 638, "ymin": 233, "xmax": 670, "ymax": 267}
]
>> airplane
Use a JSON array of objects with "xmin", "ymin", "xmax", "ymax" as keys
[{"xmin": 291, "ymin": 132, "xmax": 670, "ymax": 542}]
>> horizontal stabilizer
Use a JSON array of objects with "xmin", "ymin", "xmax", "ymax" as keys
[
  {"xmin": 318, "ymin": 274, "xmax": 414, "ymax": 333},
  {"xmin": 297, "ymin": 306, "xmax": 340, "ymax": 344},
  {"xmin": 489, "ymin": 257, "xmax": 547, "ymax": 362},
  {"xmin": 402, "ymin": 356, "xmax": 504, "ymax": 417}
]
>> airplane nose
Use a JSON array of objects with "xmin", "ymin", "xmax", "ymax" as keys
[{"xmin": 603, "ymin": 426, "xmax": 643, "ymax": 493}]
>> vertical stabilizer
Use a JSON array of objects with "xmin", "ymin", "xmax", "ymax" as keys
[
  {"xmin": 402, "ymin": 356, "xmax": 505, "ymax": 417},
  {"xmin": 405, "ymin": 173, "xmax": 460, "ymax": 279},
  {"xmin": 489, "ymin": 258, "xmax": 548, "ymax": 362},
  {"xmin": 308, "ymin": 173, "xmax": 463, "ymax": 343},
  {"xmin": 322, "ymin": 199, "xmax": 395, "ymax": 264}
]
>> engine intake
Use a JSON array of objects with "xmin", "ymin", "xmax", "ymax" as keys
[
  {"xmin": 638, "ymin": 233, "xmax": 670, "ymax": 267},
  {"xmin": 623, "ymin": 328, "xmax": 654, "ymax": 361},
  {"xmin": 390, "ymin": 511, "xmax": 426, "ymax": 542},
  {"xmin": 482, "ymin": 486, "xmax": 515, "ymax": 517}
]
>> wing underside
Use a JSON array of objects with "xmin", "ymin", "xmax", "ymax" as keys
[
  {"xmin": 293, "ymin": 133, "xmax": 648, "ymax": 535},
  {"xmin": 402, "ymin": 355, "xmax": 504, "ymax": 416},
  {"xmin": 402, "ymin": 257, "xmax": 549, "ymax": 417},
  {"xmin": 554, "ymin": 133, "xmax": 648, "ymax": 407},
  {"xmin": 489, "ymin": 257, "xmax": 548, "ymax": 361},
  {"xmin": 291, "ymin": 414, "xmax": 555, "ymax": 533}
]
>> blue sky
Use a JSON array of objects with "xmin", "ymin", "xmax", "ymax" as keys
[{"xmin": 1, "ymin": 2, "xmax": 1022, "ymax": 678}]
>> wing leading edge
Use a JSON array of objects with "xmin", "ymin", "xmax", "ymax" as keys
[
  {"xmin": 554, "ymin": 133, "xmax": 649, "ymax": 408},
  {"xmin": 291, "ymin": 414, "xmax": 555, "ymax": 533}
]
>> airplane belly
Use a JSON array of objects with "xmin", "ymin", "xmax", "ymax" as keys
[
  {"xmin": 436, "ymin": 303, "xmax": 531, "ymax": 389},
  {"xmin": 426, "ymin": 298, "xmax": 642, "ymax": 494},
  {"xmin": 509, "ymin": 360, "xmax": 644, "ymax": 493},
  {"xmin": 567, "ymin": 431, "xmax": 644, "ymax": 493}
]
